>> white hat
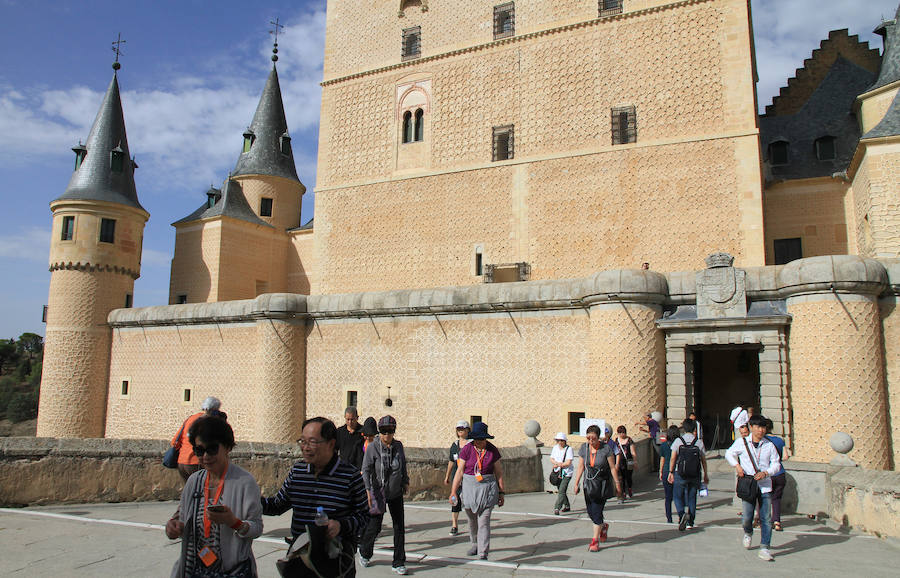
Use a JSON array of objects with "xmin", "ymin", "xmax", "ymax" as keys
[
  {"xmin": 456, "ymin": 420, "xmax": 470, "ymax": 429},
  {"xmin": 554, "ymin": 432, "xmax": 567, "ymax": 441}
]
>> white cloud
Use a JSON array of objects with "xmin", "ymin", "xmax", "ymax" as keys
[
  {"xmin": 0, "ymin": 227, "xmax": 50, "ymax": 261},
  {"xmin": 140, "ymin": 248, "xmax": 172, "ymax": 268}
]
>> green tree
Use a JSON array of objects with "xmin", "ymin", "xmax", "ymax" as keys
[
  {"xmin": 7, "ymin": 390, "xmax": 38, "ymax": 423},
  {"xmin": 16, "ymin": 333, "xmax": 43, "ymax": 363},
  {"xmin": 28, "ymin": 362, "xmax": 42, "ymax": 387},
  {"xmin": 0, "ymin": 339, "xmax": 17, "ymax": 375}
]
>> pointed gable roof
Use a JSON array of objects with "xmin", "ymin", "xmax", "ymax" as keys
[
  {"xmin": 54, "ymin": 72, "xmax": 145, "ymax": 212},
  {"xmin": 172, "ymin": 178, "xmax": 272, "ymax": 228},
  {"xmin": 232, "ymin": 65, "xmax": 300, "ymax": 182},
  {"xmin": 870, "ymin": 4, "xmax": 900, "ymax": 91}
]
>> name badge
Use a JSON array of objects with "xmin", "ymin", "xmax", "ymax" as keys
[
  {"xmin": 198, "ymin": 545, "xmax": 218, "ymax": 567},
  {"xmin": 475, "ymin": 473, "xmax": 484, "ymax": 482}
]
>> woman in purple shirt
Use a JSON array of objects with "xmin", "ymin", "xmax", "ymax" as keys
[{"xmin": 449, "ymin": 422, "xmax": 505, "ymax": 560}]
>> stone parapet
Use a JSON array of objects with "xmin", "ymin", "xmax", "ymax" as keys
[
  {"xmin": 0, "ymin": 438, "xmax": 541, "ymax": 506},
  {"xmin": 829, "ymin": 467, "xmax": 900, "ymax": 538}
]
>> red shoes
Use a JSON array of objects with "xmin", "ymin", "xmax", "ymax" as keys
[
  {"xmin": 599, "ymin": 523, "xmax": 609, "ymax": 543},
  {"xmin": 588, "ymin": 539, "xmax": 600, "ymax": 552}
]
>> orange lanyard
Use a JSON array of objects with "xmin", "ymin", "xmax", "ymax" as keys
[
  {"xmin": 364, "ymin": 439, "xmax": 370, "ymax": 454},
  {"xmin": 203, "ymin": 466, "xmax": 228, "ymax": 538},
  {"xmin": 475, "ymin": 448, "xmax": 486, "ymax": 473},
  {"xmin": 590, "ymin": 446, "xmax": 598, "ymax": 468}
]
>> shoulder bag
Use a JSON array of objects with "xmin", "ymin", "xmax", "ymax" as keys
[
  {"xmin": 735, "ymin": 437, "xmax": 761, "ymax": 502},
  {"xmin": 163, "ymin": 419, "xmax": 187, "ymax": 469},
  {"xmin": 583, "ymin": 446, "xmax": 616, "ymax": 502}
]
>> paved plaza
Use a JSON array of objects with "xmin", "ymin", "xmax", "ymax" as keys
[{"xmin": 1, "ymin": 464, "xmax": 897, "ymax": 577}]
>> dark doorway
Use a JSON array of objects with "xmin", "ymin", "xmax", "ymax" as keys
[{"xmin": 690, "ymin": 346, "xmax": 760, "ymax": 449}]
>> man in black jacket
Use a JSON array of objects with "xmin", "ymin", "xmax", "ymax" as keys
[{"xmin": 336, "ymin": 406, "xmax": 365, "ymax": 470}]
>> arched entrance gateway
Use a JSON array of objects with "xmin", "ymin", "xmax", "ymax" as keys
[{"xmin": 658, "ymin": 253, "xmax": 791, "ymax": 450}]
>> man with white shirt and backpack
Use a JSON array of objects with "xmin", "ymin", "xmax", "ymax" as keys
[{"xmin": 725, "ymin": 414, "xmax": 782, "ymax": 561}]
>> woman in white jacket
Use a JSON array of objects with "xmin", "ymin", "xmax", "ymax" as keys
[{"xmin": 725, "ymin": 414, "xmax": 781, "ymax": 562}]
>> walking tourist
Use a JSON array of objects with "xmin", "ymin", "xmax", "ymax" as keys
[
  {"xmin": 165, "ymin": 416, "xmax": 263, "ymax": 577},
  {"xmin": 361, "ymin": 416, "xmax": 378, "ymax": 465},
  {"xmin": 764, "ymin": 418, "xmax": 787, "ymax": 531},
  {"xmin": 658, "ymin": 425, "xmax": 680, "ymax": 523},
  {"xmin": 359, "ymin": 415, "xmax": 409, "ymax": 574},
  {"xmin": 336, "ymin": 406, "xmax": 365, "ymax": 470},
  {"xmin": 574, "ymin": 424, "xmax": 622, "ymax": 552},
  {"xmin": 667, "ymin": 418, "xmax": 709, "ymax": 531},
  {"xmin": 169, "ymin": 396, "xmax": 226, "ymax": 482},
  {"xmin": 261, "ymin": 417, "xmax": 369, "ymax": 576},
  {"xmin": 443, "ymin": 420, "xmax": 470, "ymax": 535},
  {"xmin": 550, "ymin": 432, "xmax": 574, "ymax": 515},
  {"xmin": 637, "ymin": 412, "xmax": 661, "ymax": 470},
  {"xmin": 689, "ymin": 411, "xmax": 703, "ymax": 445},
  {"xmin": 725, "ymin": 414, "xmax": 781, "ymax": 561},
  {"xmin": 449, "ymin": 421, "xmax": 505, "ymax": 560},
  {"xmin": 615, "ymin": 425, "xmax": 637, "ymax": 500}
]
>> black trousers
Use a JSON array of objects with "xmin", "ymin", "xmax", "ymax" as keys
[{"xmin": 359, "ymin": 496, "xmax": 406, "ymax": 566}]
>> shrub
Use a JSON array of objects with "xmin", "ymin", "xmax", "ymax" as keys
[{"xmin": 7, "ymin": 390, "xmax": 38, "ymax": 423}]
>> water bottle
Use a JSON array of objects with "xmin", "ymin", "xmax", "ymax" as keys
[
  {"xmin": 450, "ymin": 494, "xmax": 459, "ymax": 507},
  {"xmin": 699, "ymin": 483, "xmax": 709, "ymax": 498},
  {"xmin": 314, "ymin": 506, "xmax": 328, "ymax": 526}
]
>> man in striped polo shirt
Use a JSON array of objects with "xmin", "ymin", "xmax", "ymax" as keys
[{"xmin": 262, "ymin": 417, "xmax": 369, "ymax": 575}]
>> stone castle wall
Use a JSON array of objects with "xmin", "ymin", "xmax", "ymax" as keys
[{"xmin": 851, "ymin": 144, "xmax": 900, "ymax": 259}]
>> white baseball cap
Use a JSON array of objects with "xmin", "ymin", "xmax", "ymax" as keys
[
  {"xmin": 554, "ymin": 432, "xmax": 567, "ymax": 441},
  {"xmin": 456, "ymin": 420, "xmax": 470, "ymax": 429}
]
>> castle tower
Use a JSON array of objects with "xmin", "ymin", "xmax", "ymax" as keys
[
  {"xmin": 169, "ymin": 56, "xmax": 307, "ymax": 303},
  {"xmin": 37, "ymin": 61, "xmax": 149, "ymax": 438}
]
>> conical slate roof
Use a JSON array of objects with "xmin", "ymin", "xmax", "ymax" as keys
[
  {"xmin": 54, "ymin": 72, "xmax": 145, "ymax": 212},
  {"xmin": 232, "ymin": 65, "xmax": 300, "ymax": 182},
  {"xmin": 172, "ymin": 178, "xmax": 272, "ymax": 227},
  {"xmin": 870, "ymin": 4, "xmax": 900, "ymax": 91}
]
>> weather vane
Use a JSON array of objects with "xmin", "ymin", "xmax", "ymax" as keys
[
  {"xmin": 111, "ymin": 33, "xmax": 126, "ymax": 70},
  {"xmin": 269, "ymin": 18, "xmax": 283, "ymax": 62}
]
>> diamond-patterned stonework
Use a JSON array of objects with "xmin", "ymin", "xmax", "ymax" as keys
[
  {"xmin": 787, "ymin": 296, "xmax": 890, "ymax": 469},
  {"xmin": 880, "ymin": 296, "xmax": 900, "ymax": 468}
]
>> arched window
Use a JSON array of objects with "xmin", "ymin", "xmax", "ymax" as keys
[
  {"xmin": 768, "ymin": 140, "xmax": 789, "ymax": 166},
  {"xmin": 815, "ymin": 136, "xmax": 836, "ymax": 161},
  {"xmin": 414, "ymin": 108, "xmax": 424, "ymax": 142},
  {"xmin": 402, "ymin": 111, "xmax": 413, "ymax": 143}
]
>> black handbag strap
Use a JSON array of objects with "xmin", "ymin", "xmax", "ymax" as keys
[{"xmin": 741, "ymin": 436, "xmax": 760, "ymax": 474}]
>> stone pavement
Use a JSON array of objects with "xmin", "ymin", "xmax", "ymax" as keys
[{"xmin": 1, "ymin": 465, "xmax": 897, "ymax": 577}]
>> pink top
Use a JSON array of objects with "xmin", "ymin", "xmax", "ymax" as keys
[{"xmin": 459, "ymin": 441, "xmax": 501, "ymax": 475}]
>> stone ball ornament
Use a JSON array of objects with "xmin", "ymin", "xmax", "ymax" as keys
[
  {"xmin": 829, "ymin": 432, "xmax": 854, "ymax": 455},
  {"xmin": 524, "ymin": 419, "xmax": 541, "ymax": 438}
]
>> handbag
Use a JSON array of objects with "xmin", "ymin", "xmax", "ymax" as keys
[
  {"xmin": 163, "ymin": 419, "xmax": 187, "ymax": 469},
  {"xmin": 369, "ymin": 486, "xmax": 386, "ymax": 515},
  {"xmin": 549, "ymin": 468, "xmax": 562, "ymax": 487},
  {"xmin": 735, "ymin": 437, "xmax": 761, "ymax": 502},
  {"xmin": 583, "ymin": 446, "xmax": 615, "ymax": 502}
]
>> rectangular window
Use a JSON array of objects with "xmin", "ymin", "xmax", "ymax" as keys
[
  {"xmin": 61, "ymin": 216, "xmax": 75, "ymax": 241},
  {"xmin": 611, "ymin": 105, "xmax": 637, "ymax": 145},
  {"xmin": 475, "ymin": 250, "xmax": 483, "ymax": 276},
  {"xmin": 769, "ymin": 141, "xmax": 789, "ymax": 165},
  {"xmin": 492, "ymin": 125, "xmax": 514, "ymax": 161},
  {"xmin": 124, "ymin": 293, "xmax": 133, "ymax": 308},
  {"xmin": 177, "ymin": 294, "xmax": 188, "ymax": 304},
  {"xmin": 347, "ymin": 390, "xmax": 358, "ymax": 408},
  {"xmin": 183, "ymin": 388, "xmax": 192, "ymax": 403},
  {"xmin": 494, "ymin": 3, "xmax": 515, "ymax": 39},
  {"xmin": 599, "ymin": 0, "xmax": 623, "ymax": 17},
  {"xmin": 260, "ymin": 197, "xmax": 273, "ymax": 217},
  {"xmin": 568, "ymin": 412, "xmax": 586, "ymax": 435},
  {"xmin": 99, "ymin": 218, "xmax": 116, "ymax": 244},
  {"xmin": 774, "ymin": 238, "xmax": 802, "ymax": 265},
  {"xmin": 402, "ymin": 26, "xmax": 421, "ymax": 61},
  {"xmin": 470, "ymin": 415, "xmax": 483, "ymax": 426},
  {"xmin": 121, "ymin": 380, "xmax": 129, "ymax": 396}
]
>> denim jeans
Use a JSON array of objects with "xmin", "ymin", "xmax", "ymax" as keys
[
  {"xmin": 672, "ymin": 473, "xmax": 699, "ymax": 522},
  {"xmin": 662, "ymin": 478, "xmax": 674, "ymax": 522},
  {"xmin": 743, "ymin": 492, "xmax": 773, "ymax": 547}
]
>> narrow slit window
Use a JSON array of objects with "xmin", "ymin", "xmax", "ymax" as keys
[
  {"xmin": 475, "ymin": 250, "xmax": 483, "ymax": 276},
  {"xmin": 260, "ymin": 197, "xmax": 273, "ymax": 217},
  {"xmin": 61, "ymin": 216, "xmax": 75, "ymax": 241},
  {"xmin": 611, "ymin": 105, "xmax": 637, "ymax": 145},
  {"xmin": 99, "ymin": 218, "xmax": 116, "ymax": 244},
  {"xmin": 402, "ymin": 111, "xmax": 413, "ymax": 143},
  {"xmin": 494, "ymin": 3, "xmax": 515, "ymax": 39},
  {"xmin": 492, "ymin": 125, "xmax": 514, "ymax": 161},
  {"xmin": 414, "ymin": 108, "xmax": 424, "ymax": 141},
  {"xmin": 121, "ymin": 380, "xmax": 129, "ymax": 396},
  {"xmin": 124, "ymin": 293, "xmax": 133, "ymax": 308},
  {"xmin": 183, "ymin": 388, "xmax": 192, "ymax": 403},
  {"xmin": 347, "ymin": 390, "xmax": 358, "ymax": 409}
]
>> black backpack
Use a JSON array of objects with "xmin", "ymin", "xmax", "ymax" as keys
[{"xmin": 675, "ymin": 436, "xmax": 702, "ymax": 479}]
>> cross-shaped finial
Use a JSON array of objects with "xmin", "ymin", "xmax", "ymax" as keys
[
  {"xmin": 269, "ymin": 18, "xmax": 283, "ymax": 62},
  {"xmin": 111, "ymin": 33, "xmax": 126, "ymax": 70}
]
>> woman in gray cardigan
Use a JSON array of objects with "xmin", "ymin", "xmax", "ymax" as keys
[
  {"xmin": 165, "ymin": 417, "xmax": 263, "ymax": 577},
  {"xmin": 359, "ymin": 415, "xmax": 410, "ymax": 574}
]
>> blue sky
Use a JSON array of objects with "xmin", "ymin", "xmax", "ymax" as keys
[{"xmin": 0, "ymin": 0, "xmax": 896, "ymax": 340}]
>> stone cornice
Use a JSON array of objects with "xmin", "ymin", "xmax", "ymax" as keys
[
  {"xmin": 50, "ymin": 261, "xmax": 140, "ymax": 280},
  {"xmin": 321, "ymin": 0, "xmax": 713, "ymax": 87}
]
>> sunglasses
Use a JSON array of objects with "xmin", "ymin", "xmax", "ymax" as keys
[
  {"xmin": 379, "ymin": 428, "xmax": 396, "ymax": 435},
  {"xmin": 192, "ymin": 443, "xmax": 220, "ymax": 457}
]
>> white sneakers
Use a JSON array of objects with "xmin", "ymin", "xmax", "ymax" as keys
[
  {"xmin": 393, "ymin": 565, "xmax": 409, "ymax": 574},
  {"xmin": 742, "ymin": 534, "xmax": 752, "ymax": 549},
  {"xmin": 758, "ymin": 548, "xmax": 774, "ymax": 561},
  {"xmin": 359, "ymin": 556, "xmax": 370, "ymax": 567}
]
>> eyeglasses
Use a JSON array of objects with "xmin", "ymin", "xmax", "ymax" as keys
[
  {"xmin": 192, "ymin": 443, "xmax": 220, "ymax": 457},
  {"xmin": 379, "ymin": 428, "xmax": 395, "ymax": 435},
  {"xmin": 297, "ymin": 438, "xmax": 325, "ymax": 447}
]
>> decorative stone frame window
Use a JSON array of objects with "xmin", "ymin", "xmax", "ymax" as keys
[
  {"xmin": 814, "ymin": 136, "xmax": 836, "ymax": 161},
  {"xmin": 768, "ymin": 140, "xmax": 789, "ymax": 165},
  {"xmin": 492, "ymin": 125, "xmax": 514, "ymax": 161},
  {"xmin": 99, "ymin": 218, "xmax": 116, "ymax": 244},
  {"xmin": 402, "ymin": 108, "xmax": 425, "ymax": 143},
  {"xmin": 611, "ymin": 105, "xmax": 637, "ymax": 145},
  {"xmin": 494, "ymin": 3, "xmax": 515, "ymax": 39},
  {"xmin": 61, "ymin": 215, "xmax": 75, "ymax": 241},
  {"xmin": 398, "ymin": 0, "xmax": 427, "ymax": 17},
  {"xmin": 402, "ymin": 26, "xmax": 421, "ymax": 61},
  {"xmin": 599, "ymin": 0, "xmax": 623, "ymax": 17}
]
